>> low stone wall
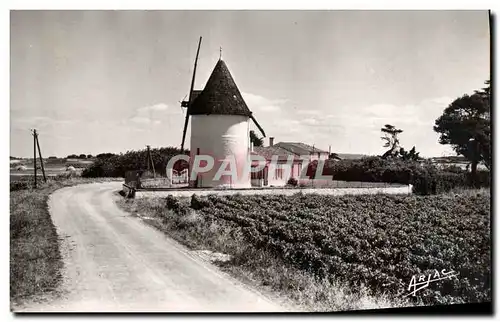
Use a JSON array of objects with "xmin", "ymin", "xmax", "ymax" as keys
[{"xmin": 130, "ymin": 185, "xmax": 413, "ymax": 199}]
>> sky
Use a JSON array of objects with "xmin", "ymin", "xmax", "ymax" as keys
[{"xmin": 10, "ymin": 10, "xmax": 490, "ymax": 158}]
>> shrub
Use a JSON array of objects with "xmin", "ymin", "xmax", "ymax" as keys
[
  {"xmin": 82, "ymin": 147, "xmax": 189, "ymax": 178},
  {"xmin": 287, "ymin": 177, "xmax": 298, "ymax": 187},
  {"xmin": 412, "ymin": 170, "xmax": 490, "ymax": 195},
  {"xmin": 307, "ymin": 156, "xmax": 490, "ymax": 195},
  {"xmin": 166, "ymin": 195, "xmax": 180, "ymax": 210},
  {"xmin": 165, "ymin": 195, "xmax": 189, "ymax": 216},
  {"xmin": 191, "ymin": 194, "xmax": 211, "ymax": 210}
]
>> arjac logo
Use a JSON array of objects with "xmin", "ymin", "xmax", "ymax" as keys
[{"xmin": 405, "ymin": 269, "xmax": 459, "ymax": 297}]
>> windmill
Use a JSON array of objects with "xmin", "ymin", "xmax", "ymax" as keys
[
  {"xmin": 178, "ymin": 37, "xmax": 267, "ymax": 188},
  {"xmin": 180, "ymin": 36, "xmax": 203, "ymax": 153},
  {"xmin": 179, "ymin": 37, "xmax": 266, "ymax": 154}
]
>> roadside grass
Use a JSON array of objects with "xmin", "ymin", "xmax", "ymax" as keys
[
  {"xmin": 116, "ymin": 196, "xmax": 415, "ymax": 311},
  {"xmin": 10, "ymin": 177, "xmax": 122, "ymax": 308}
]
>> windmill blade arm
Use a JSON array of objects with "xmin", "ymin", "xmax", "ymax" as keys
[
  {"xmin": 180, "ymin": 36, "xmax": 202, "ymax": 152},
  {"xmin": 181, "ymin": 114, "xmax": 189, "ymax": 152},
  {"xmin": 187, "ymin": 37, "xmax": 202, "ymax": 105},
  {"xmin": 250, "ymin": 115, "xmax": 266, "ymax": 138}
]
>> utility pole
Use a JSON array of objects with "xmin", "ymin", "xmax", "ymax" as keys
[
  {"xmin": 146, "ymin": 145, "xmax": 156, "ymax": 178},
  {"xmin": 146, "ymin": 145, "xmax": 150, "ymax": 173},
  {"xmin": 35, "ymin": 131, "xmax": 47, "ymax": 183},
  {"xmin": 31, "ymin": 129, "xmax": 47, "ymax": 186},
  {"xmin": 32, "ymin": 129, "xmax": 37, "ymax": 188}
]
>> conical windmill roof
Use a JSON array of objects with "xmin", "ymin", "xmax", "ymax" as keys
[{"xmin": 189, "ymin": 59, "xmax": 252, "ymax": 117}]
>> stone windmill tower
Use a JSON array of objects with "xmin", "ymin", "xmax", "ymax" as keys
[{"xmin": 180, "ymin": 38, "xmax": 265, "ymax": 188}]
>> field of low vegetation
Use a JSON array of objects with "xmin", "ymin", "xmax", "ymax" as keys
[{"xmin": 118, "ymin": 190, "xmax": 491, "ymax": 311}]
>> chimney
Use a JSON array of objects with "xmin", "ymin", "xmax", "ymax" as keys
[{"xmin": 269, "ymin": 137, "xmax": 274, "ymax": 147}]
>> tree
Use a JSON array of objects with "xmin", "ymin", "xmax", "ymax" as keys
[
  {"xmin": 434, "ymin": 80, "xmax": 491, "ymax": 182},
  {"xmin": 380, "ymin": 124, "xmax": 403, "ymax": 159},
  {"xmin": 398, "ymin": 146, "xmax": 421, "ymax": 161},
  {"xmin": 473, "ymin": 80, "xmax": 491, "ymax": 170},
  {"xmin": 82, "ymin": 146, "xmax": 186, "ymax": 178},
  {"xmin": 87, "ymin": 154, "xmax": 93, "ymax": 159},
  {"xmin": 250, "ymin": 130, "xmax": 264, "ymax": 147},
  {"xmin": 67, "ymin": 154, "xmax": 78, "ymax": 159},
  {"xmin": 329, "ymin": 153, "xmax": 342, "ymax": 161},
  {"xmin": 96, "ymin": 153, "xmax": 116, "ymax": 159},
  {"xmin": 79, "ymin": 154, "xmax": 87, "ymax": 159}
]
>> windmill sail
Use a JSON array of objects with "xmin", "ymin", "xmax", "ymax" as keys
[
  {"xmin": 180, "ymin": 36, "xmax": 203, "ymax": 152},
  {"xmin": 250, "ymin": 114, "xmax": 266, "ymax": 138}
]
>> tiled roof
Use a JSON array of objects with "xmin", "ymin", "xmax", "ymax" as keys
[
  {"xmin": 189, "ymin": 60, "xmax": 252, "ymax": 117},
  {"xmin": 274, "ymin": 142, "xmax": 328, "ymax": 155},
  {"xmin": 251, "ymin": 146, "xmax": 299, "ymax": 161}
]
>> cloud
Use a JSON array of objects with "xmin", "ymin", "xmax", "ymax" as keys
[
  {"xmin": 296, "ymin": 110, "xmax": 321, "ymax": 115},
  {"xmin": 130, "ymin": 116, "xmax": 152, "ymax": 124},
  {"xmin": 242, "ymin": 92, "xmax": 287, "ymax": 113},
  {"xmin": 137, "ymin": 103, "xmax": 169, "ymax": 113},
  {"xmin": 128, "ymin": 103, "xmax": 169, "ymax": 125},
  {"xmin": 301, "ymin": 118, "xmax": 319, "ymax": 126},
  {"xmin": 240, "ymin": 91, "xmax": 454, "ymax": 157},
  {"xmin": 427, "ymin": 96, "xmax": 454, "ymax": 106},
  {"xmin": 326, "ymin": 96, "xmax": 455, "ymax": 132},
  {"xmin": 312, "ymin": 96, "xmax": 456, "ymax": 156}
]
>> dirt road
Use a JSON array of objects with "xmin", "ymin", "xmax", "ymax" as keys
[{"xmin": 18, "ymin": 182, "xmax": 285, "ymax": 312}]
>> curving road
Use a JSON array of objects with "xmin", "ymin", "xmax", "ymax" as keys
[{"xmin": 19, "ymin": 182, "xmax": 284, "ymax": 312}]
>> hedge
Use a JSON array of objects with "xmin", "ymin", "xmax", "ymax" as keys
[
  {"xmin": 81, "ymin": 148, "xmax": 490, "ymax": 196},
  {"xmin": 307, "ymin": 157, "xmax": 490, "ymax": 195},
  {"xmin": 81, "ymin": 147, "xmax": 189, "ymax": 178}
]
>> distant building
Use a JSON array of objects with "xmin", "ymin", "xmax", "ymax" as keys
[{"xmin": 334, "ymin": 153, "xmax": 367, "ymax": 160}]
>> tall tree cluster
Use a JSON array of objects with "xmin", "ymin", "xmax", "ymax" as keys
[{"xmin": 434, "ymin": 80, "xmax": 491, "ymax": 178}]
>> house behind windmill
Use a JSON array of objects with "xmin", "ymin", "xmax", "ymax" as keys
[{"xmin": 250, "ymin": 139, "xmax": 330, "ymax": 187}]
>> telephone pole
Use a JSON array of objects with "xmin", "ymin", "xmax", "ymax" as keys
[
  {"xmin": 146, "ymin": 145, "xmax": 150, "ymax": 173},
  {"xmin": 146, "ymin": 145, "xmax": 156, "ymax": 178},
  {"xmin": 35, "ymin": 131, "xmax": 47, "ymax": 182},
  {"xmin": 31, "ymin": 129, "xmax": 47, "ymax": 187},
  {"xmin": 33, "ymin": 129, "xmax": 37, "ymax": 188}
]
